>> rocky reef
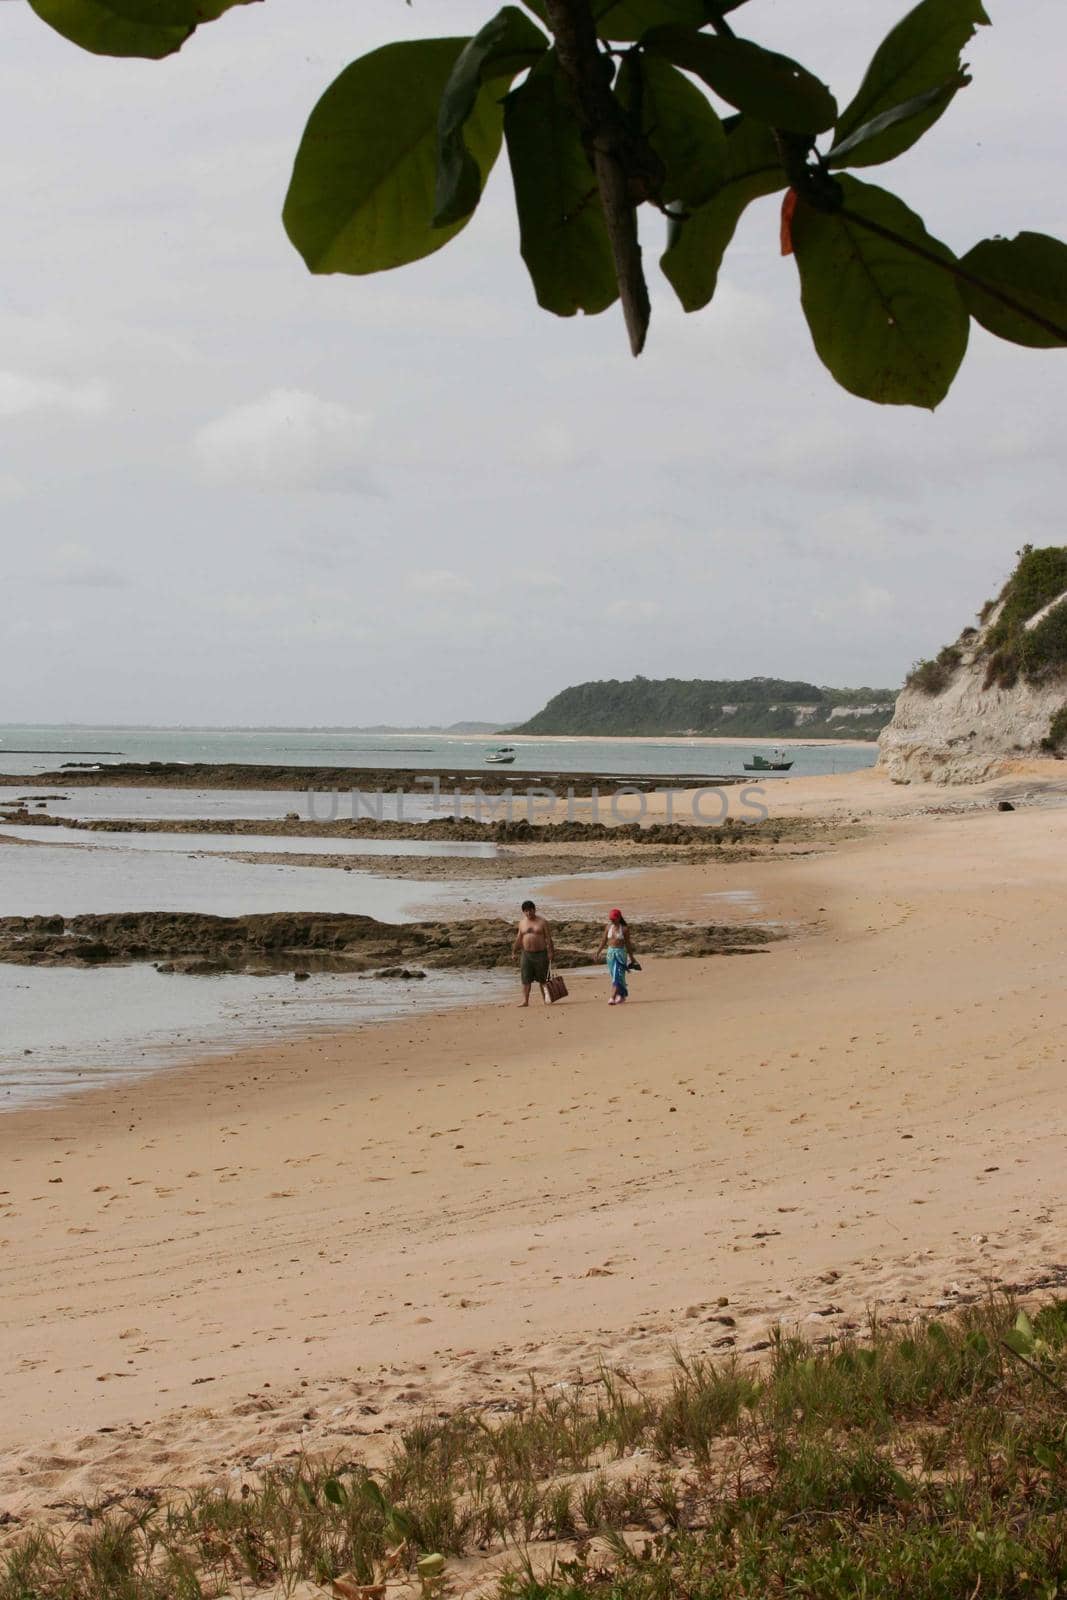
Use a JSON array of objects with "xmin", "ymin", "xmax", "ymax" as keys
[
  {"xmin": 879, "ymin": 546, "xmax": 1067, "ymax": 784},
  {"xmin": 0, "ymin": 911, "xmax": 778, "ymax": 976}
]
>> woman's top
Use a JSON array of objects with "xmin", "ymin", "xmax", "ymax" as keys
[{"xmin": 605, "ymin": 922, "xmax": 627, "ymax": 945}]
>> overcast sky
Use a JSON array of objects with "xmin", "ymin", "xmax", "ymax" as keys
[{"xmin": 2, "ymin": 0, "xmax": 1065, "ymax": 726}]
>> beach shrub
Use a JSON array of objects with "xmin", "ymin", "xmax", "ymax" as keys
[
  {"xmin": 4, "ymin": 1296, "xmax": 1067, "ymax": 1599},
  {"xmin": 979, "ymin": 545, "xmax": 1067, "ymax": 687},
  {"xmin": 907, "ymin": 645, "xmax": 961, "ymax": 696},
  {"xmin": 1041, "ymin": 702, "xmax": 1067, "ymax": 750},
  {"xmin": 1018, "ymin": 597, "xmax": 1067, "ymax": 679}
]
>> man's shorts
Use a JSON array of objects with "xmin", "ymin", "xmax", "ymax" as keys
[{"xmin": 520, "ymin": 949, "xmax": 550, "ymax": 986}]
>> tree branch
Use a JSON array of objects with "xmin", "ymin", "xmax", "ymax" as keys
[
  {"xmin": 841, "ymin": 207, "xmax": 1067, "ymax": 346},
  {"xmin": 702, "ymin": 6, "xmax": 1067, "ymax": 349},
  {"xmin": 542, "ymin": 0, "xmax": 657, "ymax": 356}
]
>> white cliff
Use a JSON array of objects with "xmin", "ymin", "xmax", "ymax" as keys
[{"xmin": 879, "ymin": 551, "xmax": 1067, "ymax": 785}]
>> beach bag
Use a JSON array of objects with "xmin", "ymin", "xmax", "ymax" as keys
[{"xmin": 545, "ymin": 967, "xmax": 568, "ymax": 1003}]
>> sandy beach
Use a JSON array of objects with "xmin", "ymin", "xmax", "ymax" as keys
[{"xmin": 2, "ymin": 763, "xmax": 1066, "ymax": 1534}]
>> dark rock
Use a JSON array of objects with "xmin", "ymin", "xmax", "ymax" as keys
[{"xmin": 0, "ymin": 909, "xmax": 780, "ymax": 976}]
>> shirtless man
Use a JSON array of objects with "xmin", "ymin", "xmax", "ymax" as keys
[{"xmin": 512, "ymin": 898, "xmax": 555, "ymax": 1007}]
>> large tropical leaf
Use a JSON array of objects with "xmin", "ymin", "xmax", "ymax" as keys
[
  {"xmin": 435, "ymin": 6, "xmax": 548, "ymax": 228},
  {"xmin": 591, "ymin": 0, "xmax": 710, "ymax": 42},
  {"xmin": 832, "ymin": 0, "xmax": 989, "ymax": 167},
  {"xmin": 518, "ymin": 0, "xmax": 711, "ymax": 43},
  {"xmin": 792, "ymin": 175, "xmax": 969, "ymax": 406},
  {"xmin": 660, "ymin": 117, "xmax": 783, "ymax": 310},
  {"xmin": 959, "ymin": 232, "xmax": 1067, "ymax": 348},
  {"xmin": 828, "ymin": 76, "xmax": 968, "ymax": 166},
  {"xmin": 27, "ymin": 0, "xmax": 255, "ymax": 59},
  {"xmin": 284, "ymin": 39, "xmax": 505, "ymax": 276},
  {"xmin": 616, "ymin": 54, "xmax": 726, "ymax": 208},
  {"xmin": 645, "ymin": 26, "xmax": 836, "ymax": 134},
  {"xmin": 504, "ymin": 57, "xmax": 618, "ymax": 317}
]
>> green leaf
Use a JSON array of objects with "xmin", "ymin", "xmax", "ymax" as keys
[
  {"xmin": 592, "ymin": 0, "xmax": 710, "ymax": 43},
  {"xmin": 645, "ymin": 26, "xmax": 837, "ymax": 134},
  {"xmin": 616, "ymin": 55, "xmax": 725, "ymax": 208},
  {"xmin": 27, "ymin": 0, "xmax": 254, "ymax": 59},
  {"xmin": 323, "ymin": 1477, "xmax": 348, "ymax": 1507},
  {"xmin": 360, "ymin": 1478, "xmax": 389, "ymax": 1515},
  {"xmin": 284, "ymin": 39, "xmax": 505, "ymax": 276},
  {"xmin": 959, "ymin": 232, "xmax": 1067, "ymax": 349},
  {"xmin": 517, "ymin": 0, "xmax": 710, "ymax": 41},
  {"xmin": 503, "ymin": 57, "xmax": 619, "ymax": 318},
  {"xmin": 386, "ymin": 1507, "xmax": 415, "ymax": 1542},
  {"xmin": 660, "ymin": 117, "xmax": 783, "ymax": 310},
  {"xmin": 1003, "ymin": 1329, "xmax": 1035, "ymax": 1359},
  {"xmin": 828, "ymin": 75, "xmax": 968, "ymax": 166},
  {"xmin": 1033, "ymin": 1443, "xmax": 1063, "ymax": 1473},
  {"xmin": 435, "ymin": 7, "xmax": 548, "ymax": 228},
  {"xmin": 833, "ymin": 0, "xmax": 989, "ymax": 167},
  {"xmin": 792, "ymin": 175, "xmax": 969, "ymax": 407}
]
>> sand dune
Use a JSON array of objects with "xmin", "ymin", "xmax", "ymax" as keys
[{"xmin": 1, "ymin": 768, "xmax": 1066, "ymax": 1524}]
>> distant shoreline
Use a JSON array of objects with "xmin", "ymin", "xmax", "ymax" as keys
[
  {"xmin": 2, "ymin": 728, "xmax": 880, "ymax": 751},
  {"xmin": 497, "ymin": 733, "xmax": 879, "ymax": 750}
]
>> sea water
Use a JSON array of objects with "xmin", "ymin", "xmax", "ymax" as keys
[
  {"xmin": 0, "ymin": 964, "xmax": 512, "ymax": 1112},
  {"xmin": 0, "ymin": 831, "xmax": 545, "ymax": 1107},
  {"xmin": 0, "ymin": 725, "xmax": 878, "ymax": 780}
]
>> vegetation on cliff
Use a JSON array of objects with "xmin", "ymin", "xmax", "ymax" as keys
[
  {"xmin": 905, "ymin": 546, "xmax": 1067, "ymax": 711},
  {"xmin": 982, "ymin": 545, "xmax": 1067, "ymax": 689},
  {"xmin": 905, "ymin": 645, "xmax": 962, "ymax": 696},
  {"xmin": 512, "ymin": 677, "xmax": 896, "ymax": 738}
]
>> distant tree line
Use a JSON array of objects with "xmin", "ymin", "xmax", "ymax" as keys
[{"xmin": 512, "ymin": 675, "xmax": 897, "ymax": 736}]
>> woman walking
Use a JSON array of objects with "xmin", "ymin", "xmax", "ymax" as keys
[{"xmin": 596, "ymin": 908, "xmax": 637, "ymax": 1005}]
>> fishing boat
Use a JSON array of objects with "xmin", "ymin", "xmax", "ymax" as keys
[
  {"xmin": 743, "ymin": 748, "xmax": 793, "ymax": 772},
  {"xmin": 484, "ymin": 745, "xmax": 516, "ymax": 765}
]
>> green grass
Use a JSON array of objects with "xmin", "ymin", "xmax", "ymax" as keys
[{"xmin": 4, "ymin": 1300, "xmax": 1067, "ymax": 1599}]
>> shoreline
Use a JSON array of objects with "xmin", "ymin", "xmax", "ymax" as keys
[
  {"xmin": 2, "ymin": 766, "xmax": 1066, "ymax": 1530},
  {"xmin": 2, "ymin": 728, "xmax": 880, "ymax": 748},
  {"xmin": 494, "ymin": 732, "xmax": 879, "ymax": 748}
]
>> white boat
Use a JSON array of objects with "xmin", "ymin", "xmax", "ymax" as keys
[{"xmin": 484, "ymin": 745, "xmax": 516, "ymax": 765}]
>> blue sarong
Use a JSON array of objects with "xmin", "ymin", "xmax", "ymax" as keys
[{"xmin": 606, "ymin": 947, "xmax": 629, "ymax": 996}]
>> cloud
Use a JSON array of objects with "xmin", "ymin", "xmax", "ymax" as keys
[
  {"xmin": 855, "ymin": 582, "xmax": 894, "ymax": 617},
  {"xmin": 0, "ymin": 372, "xmax": 109, "ymax": 419},
  {"xmin": 811, "ymin": 581, "xmax": 896, "ymax": 627},
  {"xmin": 192, "ymin": 388, "xmax": 375, "ymax": 492},
  {"xmin": 40, "ymin": 541, "xmax": 128, "ymax": 589},
  {"xmin": 606, "ymin": 599, "xmax": 663, "ymax": 622},
  {"xmin": 408, "ymin": 569, "xmax": 474, "ymax": 595},
  {"xmin": 209, "ymin": 592, "xmax": 288, "ymax": 621},
  {"xmin": 508, "ymin": 568, "xmax": 565, "ymax": 592}
]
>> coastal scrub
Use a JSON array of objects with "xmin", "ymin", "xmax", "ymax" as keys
[{"xmin": 3, "ymin": 1295, "xmax": 1067, "ymax": 1599}]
